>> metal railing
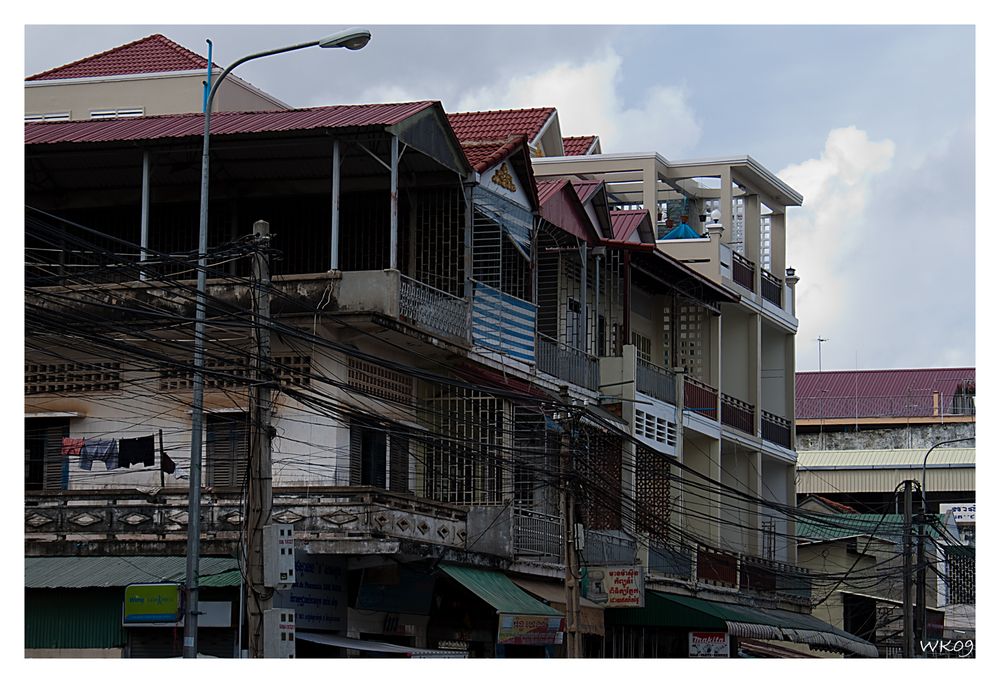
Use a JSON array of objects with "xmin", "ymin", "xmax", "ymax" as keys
[
  {"xmin": 760, "ymin": 268, "xmax": 782, "ymax": 307},
  {"xmin": 742, "ymin": 555, "xmax": 812, "ymax": 604},
  {"xmin": 761, "ymin": 410, "xmax": 792, "ymax": 448},
  {"xmin": 684, "ymin": 376, "xmax": 719, "ymax": 420},
  {"xmin": 721, "ymin": 393, "xmax": 755, "ymax": 434},
  {"xmin": 512, "ymin": 508, "xmax": 563, "ymax": 563},
  {"xmin": 536, "ymin": 333, "xmax": 599, "ymax": 390},
  {"xmin": 696, "ymin": 547, "xmax": 739, "ymax": 587},
  {"xmin": 636, "ymin": 359, "xmax": 677, "ymax": 405},
  {"xmin": 731, "ymin": 251, "xmax": 756, "ymax": 292},
  {"xmin": 583, "ymin": 529, "xmax": 638, "ymax": 566},
  {"xmin": 649, "ymin": 544, "xmax": 694, "ymax": 580},
  {"xmin": 399, "ymin": 275, "xmax": 469, "ymax": 341}
]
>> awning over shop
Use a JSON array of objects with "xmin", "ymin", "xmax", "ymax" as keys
[
  {"xmin": 25, "ymin": 556, "xmax": 241, "ymax": 588},
  {"xmin": 296, "ymin": 632, "xmax": 467, "ymax": 658},
  {"xmin": 606, "ymin": 590, "xmax": 877, "ymax": 658},
  {"xmin": 440, "ymin": 564, "xmax": 561, "ymax": 616},
  {"xmin": 512, "ymin": 577, "xmax": 605, "ymax": 637}
]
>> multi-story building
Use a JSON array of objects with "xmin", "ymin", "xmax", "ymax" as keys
[{"xmin": 25, "ymin": 34, "xmax": 874, "ymax": 659}]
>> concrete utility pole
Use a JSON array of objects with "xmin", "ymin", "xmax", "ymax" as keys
[
  {"xmin": 902, "ymin": 480, "xmax": 914, "ymax": 658},
  {"xmin": 559, "ymin": 387, "xmax": 582, "ymax": 658},
  {"xmin": 246, "ymin": 220, "xmax": 274, "ymax": 657}
]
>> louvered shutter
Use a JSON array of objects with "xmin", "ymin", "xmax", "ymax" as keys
[
  {"xmin": 207, "ymin": 414, "xmax": 248, "ymax": 488},
  {"xmin": 43, "ymin": 423, "xmax": 68, "ymax": 491},
  {"xmin": 349, "ymin": 420, "xmax": 363, "ymax": 485},
  {"xmin": 389, "ymin": 430, "xmax": 410, "ymax": 494}
]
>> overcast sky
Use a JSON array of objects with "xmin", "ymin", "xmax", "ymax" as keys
[{"xmin": 22, "ymin": 22, "xmax": 979, "ymax": 373}]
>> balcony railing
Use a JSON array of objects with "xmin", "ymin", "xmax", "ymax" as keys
[
  {"xmin": 649, "ymin": 544, "xmax": 693, "ymax": 580},
  {"xmin": 636, "ymin": 359, "xmax": 677, "ymax": 405},
  {"xmin": 721, "ymin": 393, "xmax": 755, "ymax": 434},
  {"xmin": 761, "ymin": 410, "xmax": 792, "ymax": 448},
  {"xmin": 512, "ymin": 508, "xmax": 562, "ymax": 563},
  {"xmin": 471, "ymin": 279, "xmax": 536, "ymax": 364},
  {"xmin": 742, "ymin": 555, "xmax": 811, "ymax": 603},
  {"xmin": 399, "ymin": 275, "xmax": 469, "ymax": 341},
  {"xmin": 760, "ymin": 268, "xmax": 782, "ymax": 307},
  {"xmin": 583, "ymin": 529, "xmax": 638, "ymax": 566},
  {"xmin": 684, "ymin": 376, "xmax": 718, "ymax": 420},
  {"xmin": 731, "ymin": 251, "xmax": 755, "ymax": 292},
  {"xmin": 696, "ymin": 547, "xmax": 739, "ymax": 587},
  {"xmin": 536, "ymin": 333, "xmax": 599, "ymax": 391}
]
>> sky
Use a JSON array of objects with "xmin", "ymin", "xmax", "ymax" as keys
[{"xmin": 20, "ymin": 20, "xmax": 981, "ymax": 374}]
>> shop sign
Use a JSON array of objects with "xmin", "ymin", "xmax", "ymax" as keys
[
  {"xmin": 273, "ymin": 551, "xmax": 347, "ymax": 631},
  {"xmin": 939, "ymin": 502, "xmax": 975, "ymax": 524},
  {"xmin": 689, "ymin": 631, "xmax": 729, "ymax": 658},
  {"xmin": 497, "ymin": 614, "xmax": 565, "ymax": 646},
  {"xmin": 584, "ymin": 565, "xmax": 644, "ymax": 608},
  {"xmin": 123, "ymin": 583, "xmax": 182, "ymax": 625}
]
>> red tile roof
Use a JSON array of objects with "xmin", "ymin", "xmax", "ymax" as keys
[
  {"xmin": 609, "ymin": 209, "xmax": 649, "ymax": 242},
  {"xmin": 796, "ymin": 368, "xmax": 976, "ymax": 420},
  {"xmin": 26, "ymin": 34, "xmax": 212, "ymax": 81},
  {"xmin": 447, "ymin": 107, "xmax": 555, "ymax": 144},
  {"xmin": 563, "ymin": 135, "xmax": 598, "ymax": 155},
  {"xmin": 25, "ymin": 102, "xmax": 438, "ymax": 145},
  {"xmin": 460, "ymin": 135, "xmax": 527, "ymax": 172}
]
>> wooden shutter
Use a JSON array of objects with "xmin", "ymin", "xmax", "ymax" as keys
[
  {"xmin": 389, "ymin": 431, "xmax": 410, "ymax": 494},
  {"xmin": 349, "ymin": 419, "xmax": 363, "ymax": 486},
  {"xmin": 207, "ymin": 414, "xmax": 248, "ymax": 488},
  {"xmin": 43, "ymin": 423, "xmax": 68, "ymax": 491}
]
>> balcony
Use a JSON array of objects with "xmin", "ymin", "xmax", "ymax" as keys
[
  {"xmin": 512, "ymin": 508, "xmax": 563, "ymax": 563},
  {"xmin": 760, "ymin": 268, "xmax": 783, "ymax": 307},
  {"xmin": 25, "ymin": 486, "xmax": 469, "ymax": 556},
  {"xmin": 761, "ymin": 410, "xmax": 792, "ymax": 448},
  {"xmin": 731, "ymin": 251, "xmax": 756, "ymax": 293},
  {"xmin": 399, "ymin": 274, "xmax": 470, "ymax": 342},
  {"xmin": 583, "ymin": 529, "xmax": 639, "ymax": 566},
  {"xmin": 636, "ymin": 359, "xmax": 677, "ymax": 405},
  {"xmin": 721, "ymin": 393, "xmax": 755, "ymax": 434},
  {"xmin": 536, "ymin": 333, "xmax": 599, "ymax": 391},
  {"xmin": 470, "ymin": 279, "xmax": 537, "ymax": 365},
  {"xmin": 684, "ymin": 376, "xmax": 719, "ymax": 420}
]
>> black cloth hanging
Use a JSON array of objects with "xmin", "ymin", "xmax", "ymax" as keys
[
  {"xmin": 119, "ymin": 435, "xmax": 155, "ymax": 467},
  {"xmin": 161, "ymin": 452, "xmax": 177, "ymax": 475}
]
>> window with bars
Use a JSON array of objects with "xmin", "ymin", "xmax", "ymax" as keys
[
  {"xmin": 511, "ymin": 405, "xmax": 555, "ymax": 513},
  {"xmin": 25, "ymin": 361, "xmax": 122, "ymax": 394},
  {"xmin": 418, "ymin": 385, "xmax": 508, "ymax": 505},
  {"xmin": 413, "ymin": 188, "xmax": 465, "ymax": 297},
  {"xmin": 631, "ymin": 331, "xmax": 652, "ymax": 363}
]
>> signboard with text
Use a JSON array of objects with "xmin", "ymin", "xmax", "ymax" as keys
[
  {"xmin": 497, "ymin": 614, "xmax": 565, "ymax": 646},
  {"xmin": 583, "ymin": 565, "xmax": 644, "ymax": 608},
  {"xmin": 123, "ymin": 583, "xmax": 182, "ymax": 625},
  {"xmin": 940, "ymin": 502, "xmax": 975, "ymax": 524},
  {"xmin": 689, "ymin": 631, "xmax": 729, "ymax": 658},
  {"xmin": 273, "ymin": 551, "xmax": 347, "ymax": 632}
]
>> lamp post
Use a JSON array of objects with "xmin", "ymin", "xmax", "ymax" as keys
[
  {"xmin": 183, "ymin": 28, "xmax": 370, "ymax": 660},
  {"xmin": 914, "ymin": 436, "xmax": 975, "ymax": 653}
]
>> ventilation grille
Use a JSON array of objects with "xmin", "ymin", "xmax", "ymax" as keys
[
  {"xmin": 635, "ymin": 409, "xmax": 677, "ymax": 448},
  {"xmin": 25, "ymin": 361, "xmax": 122, "ymax": 394},
  {"xmin": 348, "ymin": 357, "xmax": 414, "ymax": 406},
  {"xmin": 159, "ymin": 355, "xmax": 310, "ymax": 391}
]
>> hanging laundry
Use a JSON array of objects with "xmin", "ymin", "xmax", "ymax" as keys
[
  {"xmin": 79, "ymin": 439, "xmax": 118, "ymax": 470},
  {"xmin": 119, "ymin": 435, "xmax": 156, "ymax": 468},
  {"xmin": 160, "ymin": 451, "xmax": 177, "ymax": 475},
  {"xmin": 61, "ymin": 438, "xmax": 84, "ymax": 457}
]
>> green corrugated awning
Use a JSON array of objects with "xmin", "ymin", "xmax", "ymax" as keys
[
  {"xmin": 440, "ymin": 564, "xmax": 560, "ymax": 616},
  {"xmin": 606, "ymin": 590, "xmax": 877, "ymax": 657},
  {"xmin": 25, "ymin": 556, "xmax": 240, "ymax": 588}
]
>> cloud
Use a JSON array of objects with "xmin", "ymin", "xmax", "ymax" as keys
[
  {"xmin": 453, "ymin": 50, "xmax": 701, "ymax": 156},
  {"xmin": 780, "ymin": 126, "xmax": 895, "ymax": 369}
]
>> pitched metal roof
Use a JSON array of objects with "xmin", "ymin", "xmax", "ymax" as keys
[
  {"xmin": 609, "ymin": 209, "xmax": 649, "ymax": 242},
  {"xmin": 447, "ymin": 107, "xmax": 556, "ymax": 144},
  {"xmin": 26, "ymin": 34, "xmax": 211, "ymax": 81},
  {"xmin": 571, "ymin": 178, "xmax": 604, "ymax": 203},
  {"xmin": 796, "ymin": 368, "xmax": 976, "ymax": 419},
  {"xmin": 795, "ymin": 513, "xmax": 937, "ymax": 543},
  {"xmin": 562, "ymin": 135, "xmax": 598, "ymax": 155},
  {"xmin": 535, "ymin": 178, "xmax": 568, "ymax": 205},
  {"xmin": 25, "ymin": 556, "xmax": 239, "ymax": 588},
  {"xmin": 797, "ymin": 448, "xmax": 975, "ymax": 469},
  {"xmin": 25, "ymin": 101, "xmax": 437, "ymax": 146}
]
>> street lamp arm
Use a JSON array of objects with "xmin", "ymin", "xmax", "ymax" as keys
[
  {"xmin": 206, "ymin": 39, "xmax": 322, "ymax": 112},
  {"xmin": 920, "ymin": 437, "xmax": 975, "ymax": 510}
]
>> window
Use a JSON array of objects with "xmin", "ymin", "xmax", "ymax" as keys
[
  {"xmin": 24, "ymin": 417, "xmax": 69, "ymax": 491},
  {"xmin": 25, "ymin": 111, "xmax": 70, "ymax": 122},
  {"xmin": 205, "ymin": 413, "xmax": 248, "ymax": 488},
  {"xmin": 89, "ymin": 107, "xmax": 144, "ymax": 119},
  {"xmin": 349, "ymin": 419, "xmax": 409, "ymax": 493},
  {"xmin": 631, "ymin": 331, "xmax": 652, "ymax": 363}
]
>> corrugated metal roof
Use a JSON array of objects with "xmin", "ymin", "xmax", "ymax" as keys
[
  {"xmin": 25, "ymin": 556, "xmax": 239, "ymax": 588},
  {"xmin": 448, "ymin": 107, "xmax": 555, "ymax": 144},
  {"xmin": 796, "ymin": 368, "xmax": 975, "ymax": 419},
  {"xmin": 609, "ymin": 209, "xmax": 648, "ymax": 242},
  {"xmin": 536, "ymin": 178, "xmax": 569, "ymax": 205},
  {"xmin": 570, "ymin": 179, "xmax": 603, "ymax": 203},
  {"xmin": 25, "ymin": 588, "xmax": 125, "ymax": 649},
  {"xmin": 25, "ymin": 101, "xmax": 437, "ymax": 146},
  {"xmin": 27, "ymin": 34, "xmax": 211, "ymax": 81},
  {"xmin": 563, "ymin": 135, "xmax": 598, "ymax": 155},
  {"xmin": 440, "ymin": 564, "xmax": 561, "ymax": 616},
  {"xmin": 796, "ymin": 468, "xmax": 975, "ymax": 495},
  {"xmin": 797, "ymin": 448, "xmax": 975, "ymax": 469}
]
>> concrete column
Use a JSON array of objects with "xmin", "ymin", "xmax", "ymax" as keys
[
  {"xmin": 744, "ymin": 193, "xmax": 761, "ymax": 267},
  {"xmin": 769, "ymin": 211, "xmax": 786, "ymax": 277},
  {"xmin": 750, "ymin": 313, "xmax": 762, "ymax": 436},
  {"xmin": 785, "ymin": 462, "xmax": 797, "ymax": 564},
  {"xmin": 642, "ymin": 159, "xmax": 658, "ymax": 227},
  {"xmin": 785, "ymin": 332, "xmax": 797, "ymax": 447},
  {"xmin": 330, "ymin": 140, "xmax": 340, "ymax": 271},
  {"xmin": 709, "ymin": 312, "xmax": 722, "ymax": 401},
  {"xmin": 752, "ymin": 451, "xmax": 763, "ymax": 557},
  {"xmin": 720, "ymin": 166, "xmax": 733, "ymax": 239}
]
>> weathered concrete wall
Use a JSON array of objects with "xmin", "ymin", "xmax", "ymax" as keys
[{"xmin": 796, "ymin": 422, "xmax": 975, "ymax": 451}]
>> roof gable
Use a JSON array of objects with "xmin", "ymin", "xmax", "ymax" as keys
[
  {"xmin": 536, "ymin": 178, "xmax": 599, "ymax": 243},
  {"xmin": 448, "ymin": 107, "xmax": 556, "ymax": 146},
  {"xmin": 27, "ymin": 34, "xmax": 211, "ymax": 81},
  {"xmin": 563, "ymin": 135, "xmax": 600, "ymax": 155}
]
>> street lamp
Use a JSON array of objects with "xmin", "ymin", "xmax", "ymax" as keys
[{"xmin": 183, "ymin": 28, "xmax": 370, "ymax": 659}]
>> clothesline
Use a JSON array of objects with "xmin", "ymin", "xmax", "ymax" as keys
[{"xmin": 61, "ymin": 434, "xmax": 176, "ymax": 474}]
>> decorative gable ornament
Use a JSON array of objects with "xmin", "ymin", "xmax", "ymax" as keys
[{"xmin": 492, "ymin": 163, "xmax": 517, "ymax": 193}]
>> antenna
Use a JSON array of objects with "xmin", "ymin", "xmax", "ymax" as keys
[{"xmin": 817, "ymin": 336, "xmax": 829, "ymax": 372}]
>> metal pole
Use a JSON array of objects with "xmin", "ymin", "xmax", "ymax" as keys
[
  {"xmin": 579, "ymin": 242, "xmax": 588, "ymax": 353},
  {"xmin": 247, "ymin": 220, "xmax": 274, "ymax": 657},
  {"xmin": 902, "ymin": 480, "xmax": 914, "ymax": 658},
  {"xmin": 559, "ymin": 387, "xmax": 582, "ymax": 658},
  {"xmin": 140, "ymin": 151, "xmax": 150, "ymax": 281},
  {"xmin": 390, "ymin": 135, "xmax": 399, "ymax": 270}
]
